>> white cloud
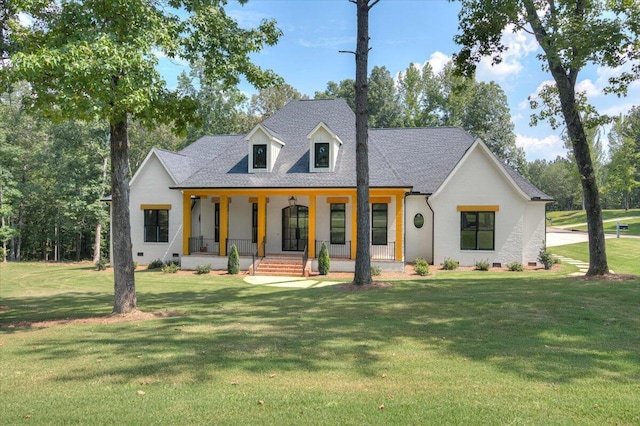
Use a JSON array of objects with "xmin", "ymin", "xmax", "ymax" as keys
[
  {"xmin": 475, "ymin": 25, "xmax": 539, "ymax": 83},
  {"xmin": 426, "ymin": 51, "xmax": 451, "ymax": 75},
  {"xmin": 298, "ymin": 36, "xmax": 355, "ymax": 49},
  {"xmin": 575, "ymin": 79, "xmax": 600, "ymax": 97},
  {"xmin": 516, "ymin": 134, "xmax": 566, "ymax": 161}
]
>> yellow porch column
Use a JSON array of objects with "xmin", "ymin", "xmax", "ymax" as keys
[
  {"xmin": 182, "ymin": 192, "xmax": 192, "ymax": 254},
  {"xmin": 395, "ymin": 192, "xmax": 404, "ymax": 261},
  {"xmin": 257, "ymin": 195, "xmax": 266, "ymax": 256},
  {"xmin": 220, "ymin": 194, "xmax": 229, "ymax": 256},
  {"xmin": 350, "ymin": 192, "xmax": 357, "ymax": 260},
  {"xmin": 308, "ymin": 195, "xmax": 316, "ymax": 258}
]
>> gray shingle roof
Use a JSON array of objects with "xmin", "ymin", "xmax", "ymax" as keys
[{"xmin": 162, "ymin": 98, "xmax": 550, "ymax": 200}]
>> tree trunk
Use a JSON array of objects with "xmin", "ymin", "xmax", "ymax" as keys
[
  {"xmin": 353, "ymin": 0, "xmax": 374, "ymax": 286},
  {"xmin": 524, "ymin": 1, "xmax": 608, "ymax": 276},
  {"xmin": 110, "ymin": 116, "xmax": 137, "ymax": 313},
  {"xmin": 93, "ymin": 156, "xmax": 108, "ymax": 263}
]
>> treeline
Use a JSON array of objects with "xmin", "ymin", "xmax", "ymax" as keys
[{"xmin": 2, "ymin": 63, "xmax": 639, "ymax": 261}]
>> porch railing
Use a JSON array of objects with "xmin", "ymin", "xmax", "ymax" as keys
[
  {"xmin": 371, "ymin": 242, "xmax": 395, "ymax": 260},
  {"xmin": 188, "ymin": 236, "xmax": 219, "ymax": 255},
  {"xmin": 226, "ymin": 239, "xmax": 256, "ymax": 256},
  {"xmin": 315, "ymin": 241, "xmax": 351, "ymax": 258}
]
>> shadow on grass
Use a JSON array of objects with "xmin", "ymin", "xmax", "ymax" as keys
[{"xmin": 2, "ymin": 275, "xmax": 639, "ymax": 386}]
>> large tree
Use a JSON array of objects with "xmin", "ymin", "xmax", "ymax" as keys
[
  {"xmin": 7, "ymin": 0, "xmax": 281, "ymax": 312},
  {"xmin": 350, "ymin": 0, "xmax": 379, "ymax": 286},
  {"xmin": 454, "ymin": 0, "xmax": 640, "ymax": 276}
]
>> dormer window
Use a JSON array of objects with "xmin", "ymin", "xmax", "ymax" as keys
[
  {"xmin": 315, "ymin": 143, "xmax": 330, "ymax": 168},
  {"xmin": 253, "ymin": 144, "xmax": 267, "ymax": 169},
  {"xmin": 307, "ymin": 121, "xmax": 343, "ymax": 173},
  {"xmin": 246, "ymin": 124, "xmax": 285, "ymax": 173}
]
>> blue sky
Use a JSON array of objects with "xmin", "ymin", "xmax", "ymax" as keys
[{"xmin": 159, "ymin": 0, "xmax": 640, "ymax": 162}]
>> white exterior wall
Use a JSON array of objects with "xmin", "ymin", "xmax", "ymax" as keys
[
  {"xmin": 430, "ymin": 145, "xmax": 532, "ymax": 266},
  {"xmin": 405, "ymin": 195, "xmax": 433, "ymax": 263},
  {"xmin": 129, "ymin": 155, "xmax": 183, "ymax": 265},
  {"xmin": 229, "ymin": 196, "xmax": 254, "ymax": 241},
  {"xmin": 522, "ymin": 202, "xmax": 547, "ymax": 265}
]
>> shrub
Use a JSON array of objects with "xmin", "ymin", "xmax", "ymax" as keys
[
  {"xmin": 227, "ymin": 244, "xmax": 240, "ymax": 274},
  {"xmin": 318, "ymin": 242, "xmax": 330, "ymax": 275},
  {"xmin": 147, "ymin": 259, "xmax": 164, "ymax": 270},
  {"xmin": 161, "ymin": 263, "xmax": 180, "ymax": 273},
  {"xmin": 371, "ymin": 265, "xmax": 382, "ymax": 276},
  {"xmin": 133, "ymin": 261, "xmax": 139, "ymax": 270},
  {"xmin": 195, "ymin": 264, "xmax": 212, "ymax": 275},
  {"xmin": 537, "ymin": 243, "xmax": 558, "ymax": 270},
  {"xmin": 95, "ymin": 258, "xmax": 109, "ymax": 271},
  {"xmin": 474, "ymin": 259, "xmax": 490, "ymax": 271},
  {"xmin": 414, "ymin": 258, "xmax": 430, "ymax": 276},
  {"xmin": 442, "ymin": 257, "xmax": 459, "ymax": 270},
  {"xmin": 506, "ymin": 261, "xmax": 524, "ymax": 272}
]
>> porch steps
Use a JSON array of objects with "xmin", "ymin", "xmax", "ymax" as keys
[{"xmin": 255, "ymin": 256, "xmax": 304, "ymax": 277}]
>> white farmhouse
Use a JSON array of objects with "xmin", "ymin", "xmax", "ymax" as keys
[{"xmin": 115, "ymin": 99, "xmax": 552, "ymax": 273}]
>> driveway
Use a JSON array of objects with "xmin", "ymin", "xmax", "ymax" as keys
[{"xmin": 546, "ymin": 227, "xmax": 622, "ymax": 247}]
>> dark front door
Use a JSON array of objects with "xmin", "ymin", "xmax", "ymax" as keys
[{"xmin": 282, "ymin": 205, "xmax": 308, "ymax": 251}]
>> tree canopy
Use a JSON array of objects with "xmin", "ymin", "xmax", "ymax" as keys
[
  {"xmin": 453, "ymin": 0, "xmax": 640, "ymax": 275},
  {"xmin": 6, "ymin": 0, "xmax": 282, "ymax": 312}
]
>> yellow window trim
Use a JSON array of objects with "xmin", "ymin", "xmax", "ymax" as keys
[
  {"xmin": 371, "ymin": 197, "xmax": 391, "ymax": 204},
  {"xmin": 141, "ymin": 204, "xmax": 171, "ymax": 210},
  {"xmin": 211, "ymin": 197, "xmax": 220, "ymax": 203},
  {"xmin": 457, "ymin": 205, "xmax": 499, "ymax": 212},
  {"xmin": 327, "ymin": 197, "xmax": 349, "ymax": 204},
  {"xmin": 249, "ymin": 197, "xmax": 269, "ymax": 203}
]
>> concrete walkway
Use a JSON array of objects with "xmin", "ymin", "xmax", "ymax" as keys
[
  {"xmin": 553, "ymin": 255, "xmax": 591, "ymax": 277},
  {"xmin": 244, "ymin": 275, "xmax": 342, "ymax": 288}
]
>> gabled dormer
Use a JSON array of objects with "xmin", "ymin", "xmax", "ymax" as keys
[
  {"xmin": 307, "ymin": 122, "xmax": 343, "ymax": 173},
  {"xmin": 245, "ymin": 124, "xmax": 285, "ymax": 173}
]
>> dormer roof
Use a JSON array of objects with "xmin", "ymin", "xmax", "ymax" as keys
[
  {"xmin": 246, "ymin": 123, "xmax": 285, "ymax": 146},
  {"xmin": 306, "ymin": 121, "xmax": 343, "ymax": 145}
]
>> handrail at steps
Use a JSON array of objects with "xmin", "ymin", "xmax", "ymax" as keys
[
  {"xmin": 252, "ymin": 238, "xmax": 265, "ymax": 276},
  {"xmin": 302, "ymin": 244, "xmax": 308, "ymax": 277}
]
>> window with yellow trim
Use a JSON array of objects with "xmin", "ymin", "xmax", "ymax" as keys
[
  {"xmin": 144, "ymin": 209, "xmax": 169, "ymax": 243},
  {"xmin": 460, "ymin": 211, "xmax": 494, "ymax": 250}
]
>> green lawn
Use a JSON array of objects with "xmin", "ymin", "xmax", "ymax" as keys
[
  {"xmin": 568, "ymin": 217, "xmax": 640, "ymax": 236},
  {"xmin": 546, "ymin": 209, "xmax": 640, "ymax": 226},
  {"xmin": 550, "ymin": 238, "xmax": 640, "ymax": 275},
  {"xmin": 1, "ymin": 262, "xmax": 639, "ymax": 425}
]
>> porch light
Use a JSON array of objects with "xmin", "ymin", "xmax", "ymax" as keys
[{"xmin": 288, "ymin": 196, "xmax": 297, "ymax": 207}]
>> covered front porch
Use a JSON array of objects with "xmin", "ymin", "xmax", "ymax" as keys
[{"xmin": 179, "ymin": 188, "xmax": 405, "ymax": 272}]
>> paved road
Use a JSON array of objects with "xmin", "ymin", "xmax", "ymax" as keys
[{"xmin": 546, "ymin": 227, "xmax": 638, "ymax": 247}]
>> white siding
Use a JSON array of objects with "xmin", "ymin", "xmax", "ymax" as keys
[
  {"xmin": 405, "ymin": 195, "xmax": 433, "ymax": 263},
  {"xmin": 522, "ymin": 202, "xmax": 546, "ymax": 265},
  {"xmin": 129, "ymin": 154, "xmax": 183, "ymax": 265},
  {"xmin": 430, "ymin": 144, "xmax": 535, "ymax": 266}
]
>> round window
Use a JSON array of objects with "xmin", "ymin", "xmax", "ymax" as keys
[{"xmin": 414, "ymin": 213, "xmax": 424, "ymax": 229}]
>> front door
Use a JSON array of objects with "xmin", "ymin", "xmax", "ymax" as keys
[{"xmin": 282, "ymin": 205, "xmax": 308, "ymax": 251}]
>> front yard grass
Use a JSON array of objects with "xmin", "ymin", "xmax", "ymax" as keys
[
  {"xmin": 551, "ymin": 238, "xmax": 640, "ymax": 275},
  {"xmin": 1, "ymin": 262, "xmax": 638, "ymax": 425},
  {"xmin": 546, "ymin": 208, "xmax": 640, "ymax": 227}
]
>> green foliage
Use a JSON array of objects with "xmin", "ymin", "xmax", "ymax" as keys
[
  {"xmin": 147, "ymin": 259, "xmax": 164, "ymax": 270},
  {"xmin": 474, "ymin": 259, "xmax": 490, "ymax": 271},
  {"xmin": 133, "ymin": 261, "xmax": 139, "ymax": 270},
  {"xmin": 538, "ymin": 244, "xmax": 559, "ymax": 270},
  {"xmin": 195, "ymin": 264, "xmax": 212, "ymax": 275},
  {"xmin": 370, "ymin": 265, "xmax": 382, "ymax": 276},
  {"xmin": 227, "ymin": 245, "xmax": 240, "ymax": 275},
  {"xmin": 95, "ymin": 258, "xmax": 109, "ymax": 271},
  {"xmin": 442, "ymin": 258, "xmax": 459, "ymax": 270},
  {"xmin": 414, "ymin": 258, "xmax": 430, "ymax": 276},
  {"xmin": 318, "ymin": 242, "xmax": 330, "ymax": 275},
  {"xmin": 506, "ymin": 262, "xmax": 524, "ymax": 272},
  {"xmin": 161, "ymin": 263, "xmax": 180, "ymax": 274}
]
